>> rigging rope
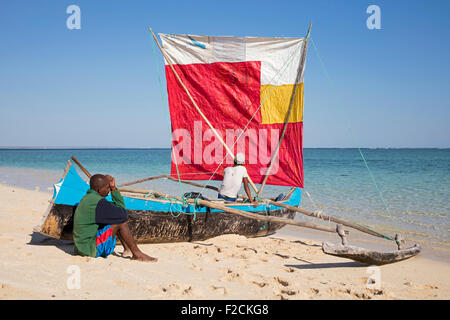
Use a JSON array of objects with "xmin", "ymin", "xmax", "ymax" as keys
[
  {"xmin": 310, "ymin": 37, "xmax": 400, "ymax": 238},
  {"xmin": 149, "ymin": 34, "xmax": 398, "ymax": 245},
  {"xmin": 304, "ymin": 189, "xmax": 330, "ymax": 225},
  {"xmin": 151, "ymin": 33, "xmax": 305, "ymax": 204},
  {"xmin": 194, "ymin": 43, "xmax": 303, "ymax": 199},
  {"xmin": 150, "ymin": 34, "xmax": 186, "ymax": 214},
  {"xmin": 151, "ymin": 34, "xmax": 223, "ymax": 220}
]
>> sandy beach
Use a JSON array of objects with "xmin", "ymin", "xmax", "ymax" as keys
[{"xmin": 0, "ymin": 183, "xmax": 449, "ymax": 300}]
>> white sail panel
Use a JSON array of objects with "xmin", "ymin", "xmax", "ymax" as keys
[{"xmin": 160, "ymin": 34, "xmax": 305, "ymax": 85}]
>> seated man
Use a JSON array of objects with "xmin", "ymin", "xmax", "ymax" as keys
[
  {"xmin": 218, "ymin": 153, "xmax": 258, "ymax": 206},
  {"xmin": 73, "ymin": 173, "xmax": 157, "ymax": 262}
]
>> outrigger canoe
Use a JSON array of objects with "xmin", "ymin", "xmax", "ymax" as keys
[
  {"xmin": 34, "ymin": 25, "xmax": 421, "ymax": 266},
  {"xmin": 34, "ymin": 161, "xmax": 298, "ymax": 243}
]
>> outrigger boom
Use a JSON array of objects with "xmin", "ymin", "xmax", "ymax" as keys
[{"xmin": 58, "ymin": 157, "xmax": 421, "ymax": 265}]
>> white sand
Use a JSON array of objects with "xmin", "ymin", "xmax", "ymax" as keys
[{"xmin": 0, "ymin": 184, "xmax": 449, "ymax": 300}]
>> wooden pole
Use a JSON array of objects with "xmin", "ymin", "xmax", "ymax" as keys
[
  {"xmin": 71, "ymin": 156, "xmax": 92, "ymax": 178},
  {"xmin": 120, "ymin": 175, "xmax": 167, "ymax": 186},
  {"xmin": 71, "ymin": 156, "xmax": 159, "ymax": 196},
  {"xmin": 267, "ymin": 199, "xmax": 393, "ymax": 240},
  {"xmin": 195, "ymin": 194, "xmax": 392, "ymax": 241},
  {"xmin": 122, "ymin": 174, "xmax": 260, "ymax": 201},
  {"xmin": 188, "ymin": 198, "xmax": 339, "ymax": 234},
  {"xmin": 118, "ymin": 187, "xmax": 157, "ymax": 195},
  {"xmin": 149, "ymin": 27, "xmax": 259, "ymax": 194},
  {"xmin": 72, "ymin": 156, "xmax": 389, "ymax": 239},
  {"xmin": 258, "ymin": 23, "xmax": 311, "ymax": 196},
  {"xmin": 121, "ymin": 174, "xmax": 219, "ymax": 192}
]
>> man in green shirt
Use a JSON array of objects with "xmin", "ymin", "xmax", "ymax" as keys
[{"xmin": 73, "ymin": 173, "xmax": 157, "ymax": 262}]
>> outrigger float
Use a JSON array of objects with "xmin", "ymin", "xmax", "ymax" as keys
[{"xmin": 35, "ymin": 25, "xmax": 420, "ymax": 265}]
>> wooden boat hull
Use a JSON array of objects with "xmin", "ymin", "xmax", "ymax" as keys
[
  {"xmin": 322, "ymin": 242, "xmax": 421, "ymax": 265},
  {"xmin": 41, "ymin": 203, "xmax": 295, "ymax": 243},
  {"xmin": 35, "ymin": 162, "xmax": 300, "ymax": 244}
]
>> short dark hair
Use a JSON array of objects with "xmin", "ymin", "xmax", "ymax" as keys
[{"xmin": 90, "ymin": 174, "xmax": 108, "ymax": 190}]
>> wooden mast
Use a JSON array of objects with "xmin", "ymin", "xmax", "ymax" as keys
[
  {"xmin": 258, "ymin": 23, "xmax": 311, "ymax": 195},
  {"xmin": 148, "ymin": 27, "xmax": 259, "ymax": 194}
]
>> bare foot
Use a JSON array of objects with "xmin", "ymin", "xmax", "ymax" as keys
[{"xmin": 132, "ymin": 252, "xmax": 158, "ymax": 262}]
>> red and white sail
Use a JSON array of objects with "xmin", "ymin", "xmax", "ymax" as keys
[{"xmin": 161, "ymin": 33, "xmax": 307, "ymax": 187}]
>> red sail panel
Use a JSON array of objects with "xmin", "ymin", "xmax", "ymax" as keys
[{"xmin": 166, "ymin": 61, "xmax": 303, "ymax": 187}]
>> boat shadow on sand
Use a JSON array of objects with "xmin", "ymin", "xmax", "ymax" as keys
[
  {"xmin": 27, "ymin": 232, "xmax": 75, "ymax": 255},
  {"xmin": 269, "ymin": 238, "xmax": 366, "ymax": 269},
  {"xmin": 285, "ymin": 261, "xmax": 366, "ymax": 270}
]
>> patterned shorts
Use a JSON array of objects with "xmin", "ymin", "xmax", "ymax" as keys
[{"xmin": 95, "ymin": 225, "xmax": 116, "ymax": 258}]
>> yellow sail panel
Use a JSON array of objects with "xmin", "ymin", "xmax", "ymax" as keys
[{"xmin": 260, "ymin": 83, "xmax": 304, "ymax": 124}]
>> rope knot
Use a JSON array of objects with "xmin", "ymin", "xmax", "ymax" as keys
[
  {"xmin": 315, "ymin": 210, "xmax": 324, "ymax": 219},
  {"xmin": 181, "ymin": 196, "xmax": 188, "ymax": 208}
]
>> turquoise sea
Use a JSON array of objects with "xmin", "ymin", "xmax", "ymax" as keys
[{"xmin": 0, "ymin": 148, "xmax": 449, "ymax": 260}]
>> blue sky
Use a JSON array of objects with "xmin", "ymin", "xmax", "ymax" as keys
[{"xmin": 0, "ymin": 0, "xmax": 449, "ymax": 148}]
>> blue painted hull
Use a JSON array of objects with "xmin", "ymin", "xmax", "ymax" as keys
[{"xmin": 36, "ymin": 162, "xmax": 301, "ymax": 243}]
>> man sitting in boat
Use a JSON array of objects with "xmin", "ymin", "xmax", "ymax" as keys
[
  {"xmin": 73, "ymin": 174, "xmax": 157, "ymax": 262},
  {"xmin": 218, "ymin": 153, "xmax": 258, "ymax": 206}
]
